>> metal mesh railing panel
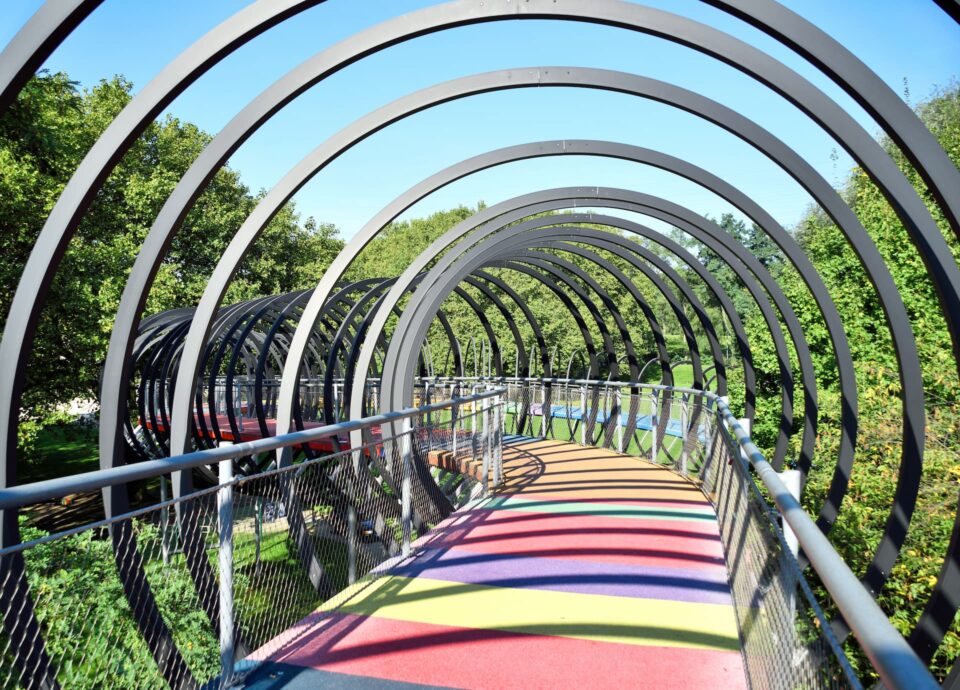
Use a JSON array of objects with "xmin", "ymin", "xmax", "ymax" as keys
[
  {"xmin": 1, "ymin": 496, "xmax": 223, "ymax": 689},
  {"xmin": 698, "ymin": 421, "xmax": 860, "ymax": 690},
  {"xmin": 0, "ymin": 391, "xmax": 504, "ymax": 690}
]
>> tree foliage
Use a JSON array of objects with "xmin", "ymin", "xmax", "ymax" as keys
[
  {"xmin": 764, "ymin": 83, "xmax": 960, "ymax": 681},
  {"xmin": 0, "ymin": 72, "xmax": 343, "ymax": 461}
]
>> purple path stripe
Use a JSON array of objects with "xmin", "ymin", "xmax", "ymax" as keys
[
  {"xmin": 389, "ymin": 546, "xmax": 733, "ymax": 605},
  {"xmin": 242, "ymin": 663, "xmax": 457, "ymax": 689}
]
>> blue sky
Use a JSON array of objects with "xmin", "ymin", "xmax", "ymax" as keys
[{"xmin": 2, "ymin": 1, "xmax": 958, "ymax": 239}]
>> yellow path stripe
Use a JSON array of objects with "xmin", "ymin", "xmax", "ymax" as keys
[{"xmin": 323, "ymin": 575, "xmax": 740, "ymax": 652}]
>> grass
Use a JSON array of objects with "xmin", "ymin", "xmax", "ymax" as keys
[
  {"xmin": 232, "ymin": 529, "xmax": 345, "ymax": 642},
  {"xmin": 21, "ymin": 423, "xmax": 99, "ymax": 483},
  {"xmin": 670, "ymin": 363, "xmax": 695, "ymax": 389}
]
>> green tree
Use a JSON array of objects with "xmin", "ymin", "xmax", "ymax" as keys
[
  {"xmin": 0, "ymin": 72, "xmax": 344, "ymax": 462},
  {"xmin": 769, "ymin": 83, "xmax": 960, "ymax": 681}
]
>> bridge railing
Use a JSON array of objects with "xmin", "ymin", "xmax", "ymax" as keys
[
  {"xmin": 0, "ymin": 387, "xmax": 504, "ymax": 690},
  {"xmin": 449, "ymin": 375, "xmax": 934, "ymax": 690}
]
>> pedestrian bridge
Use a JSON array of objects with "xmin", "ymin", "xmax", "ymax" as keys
[
  {"xmin": 243, "ymin": 437, "xmax": 745, "ymax": 690},
  {"xmin": 1, "ymin": 2, "xmax": 958, "ymax": 689},
  {"xmin": 0, "ymin": 381, "xmax": 875, "ymax": 689}
]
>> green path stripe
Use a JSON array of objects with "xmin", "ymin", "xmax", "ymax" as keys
[{"xmin": 482, "ymin": 495, "xmax": 717, "ymax": 521}]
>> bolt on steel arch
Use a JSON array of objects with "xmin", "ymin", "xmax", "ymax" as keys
[{"xmin": 0, "ymin": 1, "xmax": 958, "ymax": 689}]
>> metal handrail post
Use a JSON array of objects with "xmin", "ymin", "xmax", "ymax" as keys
[
  {"xmin": 217, "ymin": 458, "xmax": 234, "ymax": 688},
  {"xmin": 680, "ymin": 393, "xmax": 689, "ymax": 476},
  {"xmin": 650, "ymin": 389, "xmax": 659, "ymax": 462},
  {"xmin": 425, "ymin": 381, "xmax": 433, "ymax": 451},
  {"xmin": 615, "ymin": 387, "xmax": 623, "ymax": 453},
  {"xmin": 400, "ymin": 417, "xmax": 413, "ymax": 557},
  {"xmin": 540, "ymin": 381, "xmax": 548, "ymax": 438},
  {"xmin": 580, "ymin": 383, "xmax": 587, "ymax": 445},
  {"xmin": 494, "ymin": 395, "xmax": 503, "ymax": 485},
  {"xmin": 451, "ymin": 397, "xmax": 459, "ymax": 460},
  {"xmin": 481, "ymin": 393, "xmax": 490, "ymax": 495}
]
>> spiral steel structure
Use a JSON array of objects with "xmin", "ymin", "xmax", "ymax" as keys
[{"xmin": 1, "ymin": 1, "xmax": 959, "ymax": 687}]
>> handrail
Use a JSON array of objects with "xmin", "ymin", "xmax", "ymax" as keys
[
  {"xmin": 418, "ymin": 375, "xmax": 707, "ymax": 392},
  {"xmin": 0, "ymin": 387, "xmax": 505, "ymax": 512},
  {"xmin": 708, "ymin": 393, "xmax": 938, "ymax": 690},
  {"xmin": 492, "ymin": 376, "xmax": 937, "ymax": 689},
  {"xmin": 2, "ymin": 376, "xmax": 936, "ymax": 688}
]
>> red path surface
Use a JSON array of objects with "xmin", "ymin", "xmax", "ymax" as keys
[{"xmin": 241, "ymin": 439, "xmax": 747, "ymax": 689}]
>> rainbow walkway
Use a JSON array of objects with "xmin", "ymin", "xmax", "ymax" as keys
[{"xmin": 243, "ymin": 438, "xmax": 747, "ymax": 689}]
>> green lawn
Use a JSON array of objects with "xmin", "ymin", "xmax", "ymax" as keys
[
  {"xmin": 670, "ymin": 363, "xmax": 695, "ymax": 389},
  {"xmin": 21, "ymin": 424, "xmax": 99, "ymax": 483}
]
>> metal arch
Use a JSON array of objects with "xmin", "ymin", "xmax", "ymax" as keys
[
  {"xmin": 474, "ymin": 266, "xmax": 605, "ymax": 437},
  {"xmin": 317, "ymin": 127, "xmax": 849, "ymax": 486},
  {"xmin": 3, "ymin": 3, "xmax": 956, "ymax": 468},
  {"xmin": 506, "ymin": 251, "xmax": 650, "ymax": 385},
  {"xmin": 547, "ymin": 218, "xmax": 749, "ymax": 414},
  {"xmin": 572, "ymin": 208, "xmax": 806, "ymax": 474},
  {"xmin": 508, "ymin": 246, "xmax": 689, "ymax": 448},
  {"xmin": 505, "ymin": 255, "xmax": 636, "ymax": 444},
  {"xmin": 254, "ymin": 291, "xmax": 317, "ymax": 437},
  {"xmin": 479, "ymin": 266, "xmax": 601, "ymax": 382},
  {"xmin": 332, "ymin": 282, "xmax": 456, "ymax": 421},
  {"xmin": 359, "ymin": 190, "xmax": 807, "ymax": 529},
  {"xmin": 321, "ymin": 279, "xmax": 399, "ymax": 422},
  {"xmin": 493, "ymin": 254, "xmax": 643, "ymax": 447},
  {"xmin": 97, "ymin": 48, "xmax": 919, "ymax": 600},
  {"xmin": 550, "ymin": 230, "xmax": 728, "ymax": 396},
  {"xmin": 458, "ymin": 277, "xmax": 528, "ymax": 378},
  {"xmin": 504, "ymin": 255, "xmax": 627, "ymax": 382},
  {"xmin": 213, "ymin": 293, "xmax": 295, "ymax": 452},
  {"xmin": 537, "ymin": 231, "xmax": 727, "ymax": 394},
  {"xmin": 77, "ymin": 56, "xmax": 908, "ymax": 588},
  {"xmin": 464, "ymin": 274, "xmax": 553, "ymax": 379},
  {"xmin": 1, "ymin": 0, "xmax": 950, "ymax": 672},
  {"xmin": 445, "ymin": 209, "xmax": 793, "ymax": 471},
  {"xmin": 446, "ymin": 286, "xmax": 505, "ymax": 378},
  {"xmin": 702, "ymin": 0, "xmax": 960, "ymax": 243},
  {"xmin": 62, "ymin": 6, "xmax": 944, "ymax": 494},
  {"xmin": 0, "ymin": 0, "xmax": 104, "ymax": 115},
  {"xmin": 315, "ymin": 279, "xmax": 400, "ymax": 419},
  {"xmin": 48, "ymin": 45, "xmax": 928, "ymax": 568},
  {"xmin": 376, "ymin": 221, "xmax": 715, "ymax": 462},
  {"xmin": 575, "ymin": 200, "xmax": 814, "ymax": 479},
  {"xmin": 521, "ymin": 242, "xmax": 704, "ymax": 388},
  {"xmin": 0, "ymin": 2, "xmax": 943, "ymax": 557},
  {"xmin": 374, "ymin": 186, "xmax": 924, "ymax": 639},
  {"xmin": 225, "ymin": 111, "xmax": 853, "ymax": 483},
  {"xmin": 934, "ymin": 0, "xmax": 960, "ymax": 23}
]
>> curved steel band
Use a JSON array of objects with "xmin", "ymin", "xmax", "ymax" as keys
[{"xmin": 2, "ymin": 0, "xmax": 959, "ymax": 684}]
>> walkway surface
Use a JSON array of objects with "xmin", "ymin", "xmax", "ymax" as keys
[{"xmin": 243, "ymin": 438, "xmax": 746, "ymax": 689}]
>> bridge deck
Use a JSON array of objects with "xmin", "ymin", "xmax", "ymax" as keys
[{"xmin": 242, "ymin": 439, "xmax": 746, "ymax": 689}]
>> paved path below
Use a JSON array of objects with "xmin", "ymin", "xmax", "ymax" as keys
[{"xmin": 242, "ymin": 438, "xmax": 746, "ymax": 689}]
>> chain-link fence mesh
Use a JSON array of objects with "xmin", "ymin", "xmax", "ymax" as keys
[
  {"xmin": 696, "ymin": 403, "xmax": 861, "ymax": 690},
  {"xmin": 0, "ymin": 390, "xmax": 503, "ymax": 690},
  {"xmin": 496, "ymin": 378, "xmax": 865, "ymax": 689},
  {"xmin": 0, "ymin": 379, "xmax": 887, "ymax": 689}
]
